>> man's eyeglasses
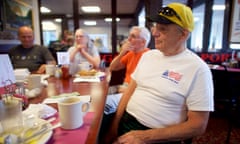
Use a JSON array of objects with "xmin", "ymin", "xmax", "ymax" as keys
[
  {"xmin": 128, "ymin": 34, "xmax": 141, "ymax": 39},
  {"xmin": 159, "ymin": 7, "xmax": 182, "ymax": 22}
]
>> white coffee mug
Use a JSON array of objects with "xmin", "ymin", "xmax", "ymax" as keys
[
  {"xmin": 27, "ymin": 74, "xmax": 42, "ymax": 90},
  {"xmin": 78, "ymin": 62, "xmax": 92, "ymax": 71},
  {"xmin": 58, "ymin": 97, "xmax": 90, "ymax": 129},
  {"xmin": 46, "ymin": 64, "xmax": 56, "ymax": 76}
]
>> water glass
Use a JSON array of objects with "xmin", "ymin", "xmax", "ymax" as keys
[{"xmin": 0, "ymin": 97, "xmax": 23, "ymax": 134}]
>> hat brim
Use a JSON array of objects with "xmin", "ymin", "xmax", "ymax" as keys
[{"xmin": 147, "ymin": 15, "xmax": 174, "ymax": 24}]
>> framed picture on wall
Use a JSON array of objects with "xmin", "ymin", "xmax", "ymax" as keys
[
  {"xmin": 230, "ymin": 0, "xmax": 240, "ymax": 43},
  {"xmin": 3, "ymin": 0, "xmax": 33, "ymax": 30},
  {"xmin": 0, "ymin": 0, "xmax": 32, "ymax": 40}
]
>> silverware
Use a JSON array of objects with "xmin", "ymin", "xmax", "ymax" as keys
[
  {"xmin": 19, "ymin": 117, "xmax": 56, "ymax": 138},
  {"xmin": 21, "ymin": 123, "xmax": 49, "ymax": 143}
]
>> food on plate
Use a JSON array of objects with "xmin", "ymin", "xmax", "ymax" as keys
[{"xmin": 78, "ymin": 69, "xmax": 97, "ymax": 76}]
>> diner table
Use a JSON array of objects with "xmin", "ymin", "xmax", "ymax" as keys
[{"xmin": 28, "ymin": 72, "xmax": 109, "ymax": 144}]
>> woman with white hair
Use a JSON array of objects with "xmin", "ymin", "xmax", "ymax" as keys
[{"xmin": 68, "ymin": 29, "xmax": 101, "ymax": 74}]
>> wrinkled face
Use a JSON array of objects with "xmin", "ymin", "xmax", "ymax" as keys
[
  {"xmin": 18, "ymin": 27, "xmax": 34, "ymax": 48},
  {"xmin": 127, "ymin": 29, "xmax": 145, "ymax": 51},
  {"xmin": 75, "ymin": 30, "xmax": 88, "ymax": 45},
  {"xmin": 151, "ymin": 23, "xmax": 184, "ymax": 53}
]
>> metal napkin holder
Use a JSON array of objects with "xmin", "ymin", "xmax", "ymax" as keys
[{"xmin": 1, "ymin": 79, "xmax": 16, "ymax": 103}]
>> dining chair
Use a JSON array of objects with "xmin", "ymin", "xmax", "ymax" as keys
[
  {"xmin": 108, "ymin": 68, "xmax": 126, "ymax": 86},
  {"xmin": 225, "ymin": 69, "xmax": 240, "ymax": 144},
  {"xmin": 211, "ymin": 66, "xmax": 240, "ymax": 144}
]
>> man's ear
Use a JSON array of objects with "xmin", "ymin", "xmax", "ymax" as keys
[{"xmin": 181, "ymin": 29, "xmax": 190, "ymax": 40}]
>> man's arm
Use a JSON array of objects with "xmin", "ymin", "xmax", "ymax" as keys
[
  {"xmin": 37, "ymin": 46, "xmax": 56, "ymax": 74},
  {"xmin": 109, "ymin": 54, "xmax": 126, "ymax": 71},
  {"xmin": 107, "ymin": 80, "xmax": 137, "ymax": 143},
  {"xmin": 115, "ymin": 111, "xmax": 209, "ymax": 144}
]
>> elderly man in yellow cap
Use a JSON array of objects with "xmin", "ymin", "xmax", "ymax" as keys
[{"xmin": 106, "ymin": 3, "xmax": 214, "ymax": 144}]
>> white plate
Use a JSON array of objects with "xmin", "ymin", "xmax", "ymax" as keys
[
  {"xmin": 75, "ymin": 71, "xmax": 105, "ymax": 78},
  {"xmin": 0, "ymin": 119, "xmax": 53, "ymax": 144},
  {"xmin": 32, "ymin": 119, "xmax": 53, "ymax": 144},
  {"xmin": 21, "ymin": 118, "xmax": 53, "ymax": 144}
]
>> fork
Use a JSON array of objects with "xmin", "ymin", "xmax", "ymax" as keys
[{"xmin": 20, "ymin": 117, "xmax": 56, "ymax": 139}]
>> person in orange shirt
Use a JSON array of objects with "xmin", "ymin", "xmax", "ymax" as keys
[
  {"xmin": 109, "ymin": 26, "xmax": 151, "ymax": 93},
  {"xmin": 99, "ymin": 26, "xmax": 151, "ymax": 143}
]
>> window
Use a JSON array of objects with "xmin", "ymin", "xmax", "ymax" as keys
[
  {"xmin": 43, "ymin": 30, "xmax": 57, "ymax": 46},
  {"xmin": 138, "ymin": 7, "xmax": 145, "ymax": 27},
  {"xmin": 42, "ymin": 20, "xmax": 61, "ymax": 46},
  {"xmin": 191, "ymin": 4, "xmax": 205, "ymax": 52},
  {"xmin": 230, "ymin": 0, "xmax": 240, "ymax": 49},
  {"xmin": 209, "ymin": 0, "xmax": 225, "ymax": 51}
]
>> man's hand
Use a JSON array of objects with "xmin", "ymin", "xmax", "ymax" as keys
[
  {"xmin": 119, "ymin": 41, "xmax": 133, "ymax": 56},
  {"xmin": 36, "ymin": 64, "xmax": 46, "ymax": 74},
  {"xmin": 113, "ymin": 130, "xmax": 146, "ymax": 144}
]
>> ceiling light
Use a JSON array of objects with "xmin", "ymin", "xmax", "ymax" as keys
[
  {"xmin": 104, "ymin": 18, "xmax": 120, "ymax": 22},
  {"xmin": 55, "ymin": 18, "xmax": 62, "ymax": 22},
  {"xmin": 41, "ymin": 6, "xmax": 51, "ymax": 13},
  {"xmin": 212, "ymin": 5, "xmax": 225, "ymax": 11},
  {"xmin": 84, "ymin": 21, "xmax": 97, "ymax": 26},
  {"xmin": 81, "ymin": 6, "xmax": 100, "ymax": 13}
]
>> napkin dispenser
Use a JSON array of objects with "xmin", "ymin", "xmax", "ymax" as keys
[{"xmin": 14, "ymin": 68, "xmax": 30, "ymax": 82}]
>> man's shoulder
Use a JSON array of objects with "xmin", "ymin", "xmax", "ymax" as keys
[
  {"xmin": 10, "ymin": 44, "xmax": 21, "ymax": 49},
  {"xmin": 9, "ymin": 44, "xmax": 22, "ymax": 53},
  {"xmin": 32, "ymin": 44, "xmax": 47, "ymax": 49}
]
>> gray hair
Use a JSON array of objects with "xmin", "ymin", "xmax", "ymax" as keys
[
  {"xmin": 74, "ymin": 28, "xmax": 93, "ymax": 48},
  {"xmin": 130, "ymin": 26, "xmax": 151, "ymax": 47}
]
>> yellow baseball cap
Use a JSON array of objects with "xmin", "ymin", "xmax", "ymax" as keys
[{"xmin": 148, "ymin": 3, "xmax": 194, "ymax": 32}]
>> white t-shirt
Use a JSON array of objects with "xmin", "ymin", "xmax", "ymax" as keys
[{"xmin": 126, "ymin": 49, "xmax": 214, "ymax": 128}]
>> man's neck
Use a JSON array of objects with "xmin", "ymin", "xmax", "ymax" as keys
[{"xmin": 21, "ymin": 44, "xmax": 33, "ymax": 49}]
